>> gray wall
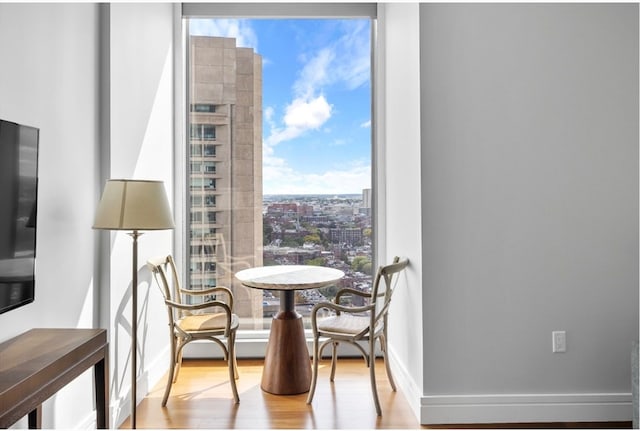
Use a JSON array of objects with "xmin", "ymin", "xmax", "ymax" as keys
[{"xmin": 419, "ymin": 3, "xmax": 638, "ymax": 423}]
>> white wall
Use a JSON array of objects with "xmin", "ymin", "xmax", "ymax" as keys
[
  {"xmin": 0, "ymin": 4, "xmax": 102, "ymax": 429},
  {"xmin": 419, "ymin": 3, "xmax": 638, "ymax": 424},
  {"xmin": 378, "ymin": 2, "xmax": 424, "ymax": 422},
  {"xmin": 104, "ymin": 3, "xmax": 175, "ymax": 427},
  {"xmin": 0, "ymin": 3, "xmax": 175, "ymax": 428}
]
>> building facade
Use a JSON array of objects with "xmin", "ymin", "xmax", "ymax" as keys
[{"xmin": 188, "ymin": 36, "xmax": 263, "ymax": 326}]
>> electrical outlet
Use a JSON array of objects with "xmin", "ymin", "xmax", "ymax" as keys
[{"xmin": 552, "ymin": 331, "xmax": 566, "ymax": 353}]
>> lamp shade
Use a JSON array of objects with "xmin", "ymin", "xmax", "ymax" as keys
[{"xmin": 93, "ymin": 179, "xmax": 175, "ymax": 231}]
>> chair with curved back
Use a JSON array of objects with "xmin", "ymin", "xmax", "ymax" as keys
[
  {"xmin": 147, "ymin": 255, "xmax": 240, "ymax": 406},
  {"xmin": 306, "ymin": 256, "xmax": 409, "ymax": 416}
]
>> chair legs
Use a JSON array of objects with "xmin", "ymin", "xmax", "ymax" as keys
[
  {"xmin": 369, "ymin": 339, "xmax": 382, "ymax": 416},
  {"xmin": 379, "ymin": 334, "xmax": 396, "ymax": 392},
  {"xmin": 228, "ymin": 330, "xmax": 240, "ymax": 403},
  {"xmin": 306, "ymin": 334, "xmax": 320, "ymax": 404},
  {"xmin": 329, "ymin": 341, "xmax": 339, "ymax": 382},
  {"xmin": 161, "ymin": 334, "xmax": 179, "ymax": 406},
  {"xmin": 307, "ymin": 336, "xmax": 392, "ymax": 416},
  {"xmin": 162, "ymin": 333, "xmax": 240, "ymax": 406},
  {"xmin": 174, "ymin": 340, "xmax": 185, "ymax": 383}
]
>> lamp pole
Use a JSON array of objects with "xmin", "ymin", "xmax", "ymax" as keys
[{"xmin": 128, "ymin": 230, "xmax": 142, "ymax": 429}]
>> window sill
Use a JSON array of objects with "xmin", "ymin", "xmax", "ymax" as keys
[{"xmin": 182, "ymin": 336, "xmax": 381, "ymax": 359}]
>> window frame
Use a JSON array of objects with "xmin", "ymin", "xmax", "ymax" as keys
[{"xmin": 173, "ymin": 3, "xmax": 385, "ymax": 357}]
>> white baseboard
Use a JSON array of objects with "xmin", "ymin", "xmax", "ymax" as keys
[
  {"xmin": 386, "ymin": 346, "xmax": 424, "ymax": 423},
  {"xmin": 75, "ymin": 411, "xmax": 96, "ymax": 430},
  {"xmin": 110, "ymin": 345, "xmax": 172, "ymax": 428},
  {"xmin": 420, "ymin": 393, "xmax": 633, "ymax": 425},
  {"xmin": 385, "ymin": 348, "xmax": 632, "ymax": 425}
]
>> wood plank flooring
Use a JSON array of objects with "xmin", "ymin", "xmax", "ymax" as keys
[
  {"xmin": 123, "ymin": 358, "xmax": 632, "ymax": 429},
  {"xmin": 125, "ymin": 358, "xmax": 419, "ymax": 429}
]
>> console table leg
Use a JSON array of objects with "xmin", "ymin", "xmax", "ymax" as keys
[
  {"xmin": 28, "ymin": 406, "xmax": 41, "ymax": 429},
  {"xmin": 94, "ymin": 351, "xmax": 109, "ymax": 429}
]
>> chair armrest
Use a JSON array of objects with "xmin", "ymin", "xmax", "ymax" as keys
[
  {"xmin": 309, "ymin": 301, "xmax": 374, "ymax": 332},
  {"xmin": 179, "ymin": 287, "xmax": 234, "ymax": 310},
  {"xmin": 165, "ymin": 299, "xmax": 233, "ymax": 316},
  {"xmin": 179, "ymin": 286, "xmax": 230, "ymax": 296},
  {"xmin": 167, "ymin": 300, "xmax": 234, "ymax": 337},
  {"xmin": 335, "ymin": 288, "xmax": 372, "ymax": 304}
]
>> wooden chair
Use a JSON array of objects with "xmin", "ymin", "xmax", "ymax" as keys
[
  {"xmin": 306, "ymin": 256, "xmax": 409, "ymax": 416},
  {"xmin": 147, "ymin": 255, "xmax": 240, "ymax": 406}
]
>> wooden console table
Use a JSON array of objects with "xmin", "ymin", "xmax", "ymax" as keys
[{"xmin": 0, "ymin": 328, "xmax": 109, "ymax": 428}]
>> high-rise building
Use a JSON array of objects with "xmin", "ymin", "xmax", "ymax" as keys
[
  {"xmin": 188, "ymin": 36, "xmax": 263, "ymax": 326},
  {"xmin": 362, "ymin": 188, "xmax": 371, "ymax": 208},
  {"xmin": 360, "ymin": 188, "xmax": 371, "ymax": 216}
]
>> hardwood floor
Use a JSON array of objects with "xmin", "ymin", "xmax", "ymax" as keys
[
  {"xmin": 123, "ymin": 358, "xmax": 632, "ymax": 429},
  {"xmin": 125, "ymin": 358, "xmax": 420, "ymax": 429}
]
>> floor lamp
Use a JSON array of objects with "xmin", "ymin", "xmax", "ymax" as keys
[{"xmin": 93, "ymin": 179, "xmax": 175, "ymax": 429}]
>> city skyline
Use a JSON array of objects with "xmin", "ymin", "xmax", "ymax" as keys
[{"xmin": 189, "ymin": 18, "xmax": 372, "ymax": 196}]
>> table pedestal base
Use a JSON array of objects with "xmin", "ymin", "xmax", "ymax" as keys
[{"xmin": 261, "ymin": 309, "xmax": 311, "ymax": 395}]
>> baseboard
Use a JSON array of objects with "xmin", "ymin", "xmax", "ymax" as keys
[
  {"xmin": 387, "ymin": 346, "xmax": 423, "ymax": 423},
  {"xmin": 111, "ymin": 345, "xmax": 172, "ymax": 428},
  {"xmin": 76, "ymin": 411, "xmax": 96, "ymax": 430},
  {"xmin": 385, "ymin": 348, "xmax": 632, "ymax": 426},
  {"xmin": 420, "ymin": 393, "xmax": 633, "ymax": 425}
]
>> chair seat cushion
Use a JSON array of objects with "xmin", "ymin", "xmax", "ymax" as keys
[
  {"xmin": 178, "ymin": 313, "xmax": 239, "ymax": 332},
  {"xmin": 318, "ymin": 314, "xmax": 375, "ymax": 336}
]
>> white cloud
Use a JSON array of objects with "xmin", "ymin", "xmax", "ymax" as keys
[
  {"xmin": 284, "ymin": 96, "xmax": 332, "ymax": 129},
  {"xmin": 291, "ymin": 21, "xmax": 370, "ymax": 99},
  {"xmin": 293, "ymin": 48, "xmax": 335, "ymax": 99},
  {"xmin": 263, "ymin": 158, "xmax": 370, "ymax": 195},
  {"xmin": 360, "ymin": 120, "xmax": 371, "ymax": 128},
  {"xmin": 265, "ymin": 95, "xmax": 333, "ymax": 147},
  {"xmin": 189, "ymin": 19, "xmax": 258, "ymax": 49},
  {"xmin": 333, "ymin": 20, "xmax": 371, "ymax": 90}
]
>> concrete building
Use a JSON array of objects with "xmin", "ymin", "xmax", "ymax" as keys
[{"xmin": 188, "ymin": 35, "xmax": 263, "ymax": 325}]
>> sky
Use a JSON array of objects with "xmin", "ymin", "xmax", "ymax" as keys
[{"xmin": 190, "ymin": 18, "xmax": 372, "ymax": 196}]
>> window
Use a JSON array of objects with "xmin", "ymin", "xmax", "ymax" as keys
[
  {"xmin": 191, "ymin": 103, "xmax": 216, "ymax": 113},
  {"xmin": 190, "ymin": 124, "xmax": 216, "ymax": 140},
  {"xmin": 183, "ymin": 5, "xmax": 376, "ymax": 335},
  {"xmin": 191, "ymin": 178, "xmax": 216, "ymax": 190},
  {"xmin": 203, "ymin": 144, "xmax": 216, "ymax": 157},
  {"xmin": 203, "ymin": 161, "xmax": 216, "ymax": 173}
]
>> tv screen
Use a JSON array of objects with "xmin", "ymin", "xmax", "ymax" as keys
[{"xmin": 0, "ymin": 119, "xmax": 38, "ymax": 314}]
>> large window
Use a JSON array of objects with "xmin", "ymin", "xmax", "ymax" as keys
[{"xmin": 184, "ymin": 7, "xmax": 375, "ymax": 332}]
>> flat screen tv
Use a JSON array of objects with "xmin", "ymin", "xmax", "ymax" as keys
[{"xmin": 0, "ymin": 119, "xmax": 38, "ymax": 314}]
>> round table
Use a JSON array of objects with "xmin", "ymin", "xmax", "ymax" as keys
[{"xmin": 235, "ymin": 265, "xmax": 344, "ymax": 395}]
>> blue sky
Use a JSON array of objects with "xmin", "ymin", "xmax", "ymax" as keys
[{"xmin": 190, "ymin": 18, "xmax": 371, "ymax": 195}]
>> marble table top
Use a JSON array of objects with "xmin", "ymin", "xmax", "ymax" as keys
[{"xmin": 235, "ymin": 265, "xmax": 344, "ymax": 291}]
